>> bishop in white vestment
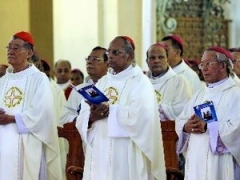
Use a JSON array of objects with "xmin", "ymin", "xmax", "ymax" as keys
[
  {"xmin": 176, "ymin": 47, "xmax": 240, "ymax": 180},
  {"xmin": 0, "ymin": 31, "xmax": 62, "ymax": 180},
  {"xmin": 76, "ymin": 36, "xmax": 166, "ymax": 180},
  {"xmin": 146, "ymin": 43, "xmax": 193, "ymax": 121},
  {"xmin": 0, "ymin": 65, "xmax": 62, "ymax": 180},
  {"xmin": 161, "ymin": 35, "xmax": 203, "ymax": 93}
]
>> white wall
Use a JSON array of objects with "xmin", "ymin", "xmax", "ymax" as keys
[
  {"xmin": 53, "ymin": 0, "xmax": 143, "ymax": 77},
  {"xmin": 52, "ymin": 0, "xmax": 239, "ymax": 77},
  {"xmin": 224, "ymin": 0, "xmax": 240, "ymax": 48},
  {"xmin": 53, "ymin": 0, "xmax": 99, "ymax": 76},
  {"xmin": 53, "ymin": 0, "xmax": 122, "ymax": 77},
  {"xmin": 141, "ymin": 0, "xmax": 156, "ymax": 72},
  {"xmin": 101, "ymin": 0, "xmax": 118, "ymax": 46}
]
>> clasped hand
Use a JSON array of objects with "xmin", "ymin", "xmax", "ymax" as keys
[
  {"xmin": 0, "ymin": 111, "xmax": 14, "ymax": 125},
  {"xmin": 86, "ymin": 101, "xmax": 109, "ymax": 126},
  {"xmin": 183, "ymin": 114, "xmax": 206, "ymax": 134}
]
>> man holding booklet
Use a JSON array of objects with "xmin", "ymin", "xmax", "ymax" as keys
[
  {"xmin": 60, "ymin": 46, "xmax": 108, "ymax": 125},
  {"xmin": 76, "ymin": 36, "xmax": 166, "ymax": 179},
  {"xmin": 176, "ymin": 47, "xmax": 240, "ymax": 180}
]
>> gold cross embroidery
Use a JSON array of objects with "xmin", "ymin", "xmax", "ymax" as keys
[
  {"xmin": 105, "ymin": 87, "xmax": 118, "ymax": 104},
  {"xmin": 155, "ymin": 90, "xmax": 162, "ymax": 104},
  {"xmin": 4, "ymin": 87, "xmax": 23, "ymax": 108}
]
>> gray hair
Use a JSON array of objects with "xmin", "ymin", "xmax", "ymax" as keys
[
  {"xmin": 13, "ymin": 36, "xmax": 34, "ymax": 50},
  {"xmin": 206, "ymin": 49, "xmax": 233, "ymax": 76},
  {"xmin": 118, "ymin": 36, "xmax": 136, "ymax": 66}
]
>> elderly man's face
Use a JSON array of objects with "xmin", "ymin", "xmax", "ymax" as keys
[
  {"xmin": 86, "ymin": 49, "xmax": 108, "ymax": 82},
  {"xmin": 200, "ymin": 51, "xmax": 224, "ymax": 83},
  {"xmin": 107, "ymin": 37, "xmax": 132, "ymax": 74},
  {"xmin": 147, "ymin": 45, "xmax": 168, "ymax": 76},
  {"xmin": 231, "ymin": 52, "xmax": 240, "ymax": 76},
  {"xmin": 6, "ymin": 39, "xmax": 31, "ymax": 68}
]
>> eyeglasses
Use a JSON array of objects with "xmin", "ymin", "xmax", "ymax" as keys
[
  {"xmin": 106, "ymin": 50, "xmax": 124, "ymax": 56},
  {"xmin": 198, "ymin": 61, "xmax": 219, "ymax": 70},
  {"xmin": 5, "ymin": 45, "xmax": 25, "ymax": 51},
  {"xmin": 85, "ymin": 56, "xmax": 104, "ymax": 62},
  {"xmin": 232, "ymin": 59, "xmax": 240, "ymax": 64}
]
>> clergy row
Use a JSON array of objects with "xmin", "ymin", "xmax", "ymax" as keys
[
  {"xmin": 0, "ymin": 31, "xmax": 240, "ymax": 180},
  {"xmin": 63, "ymin": 35, "xmax": 240, "ymax": 180}
]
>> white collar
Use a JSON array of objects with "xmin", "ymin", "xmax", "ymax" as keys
[{"xmin": 207, "ymin": 77, "xmax": 228, "ymax": 88}]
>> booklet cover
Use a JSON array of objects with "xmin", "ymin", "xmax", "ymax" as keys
[
  {"xmin": 71, "ymin": 84, "xmax": 109, "ymax": 104},
  {"xmin": 193, "ymin": 101, "xmax": 218, "ymax": 123}
]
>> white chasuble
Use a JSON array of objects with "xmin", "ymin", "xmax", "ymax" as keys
[
  {"xmin": 149, "ymin": 67, "xmax": 192, "ymax": 120},
  {"xmin": 173, "ymin": 60, "xmax": 203, "ymax": 93},
  {"xmin": 176, "ymin": 78, "xmax": 240, "ymax": 180},
  {"xmin": 50, "ymin": 79, "xmax": 67, "ymax": 180},
  {"xmin": 0, "ymin": 65, "xmax": 62, "ymax": 180},
  {"xmin": 76, "ymin": 65, "xmax": 166, "ymax": 180}
]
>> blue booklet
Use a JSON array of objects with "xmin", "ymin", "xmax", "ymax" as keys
[
  {"xmin": 193, "ymin": 101, "xmax": 218, "ymax": 123},
  {"xmin": 71, "ymin": 84, "xmax": 109, "ymax": 104}
]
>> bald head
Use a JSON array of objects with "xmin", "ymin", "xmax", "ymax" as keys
[
  {"xmin": 54, "ymin": 60, "xmax": 72, "ymax": 84},
  {"xmin": 107, "ymin": 36, "xmax": 135, "ymax": 74},
  {"xmin": 146, "ymin": 44, "xmax": 169, "ymax": 77}
]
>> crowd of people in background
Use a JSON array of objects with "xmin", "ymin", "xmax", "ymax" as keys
[{"xmin": 0, "ymin": 31, "xmax": 240, "ymax": 180}]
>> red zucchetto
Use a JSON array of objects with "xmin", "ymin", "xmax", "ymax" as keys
[
  {"xmin": 164, "ymin": 35, "xmax": 184, "ymax": 47},
  {"xmin": 122, "ymin": 36, "xmax": 135, "ymax": 50},
  {"xmin": 208, "ymin": 46, "xmax": 233, "ymax": 60},
  {"xmin": 13, "ymin": 31, "xmax": 34, "ymax": 46},
  {"xmin": 151, "ymin": 43, "xmax": 167, "ymax": 50}
]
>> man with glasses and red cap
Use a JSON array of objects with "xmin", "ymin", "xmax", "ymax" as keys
[
  {"xmin": 176, "ymin": 46, "xmax": 240, "ymax": 179},
  {"xmin": 76, "ymin": 36, "xmax": 166, "ymax": 179},
  {"xmin": 161, "ymin": 35, "xmax": 203, "ymax": 93},
  {"xmin": 0, "ymin": 31, "xmax": 62, "ymax": 179}
]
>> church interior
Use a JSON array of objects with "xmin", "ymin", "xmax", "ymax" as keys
[
  {"xmin": 0, "ymin": 0, "xmax": 239, "ymax": 76},
  {"xmin": 0, "ymin": 0, "xmax": 239, "ymax": 179}
]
